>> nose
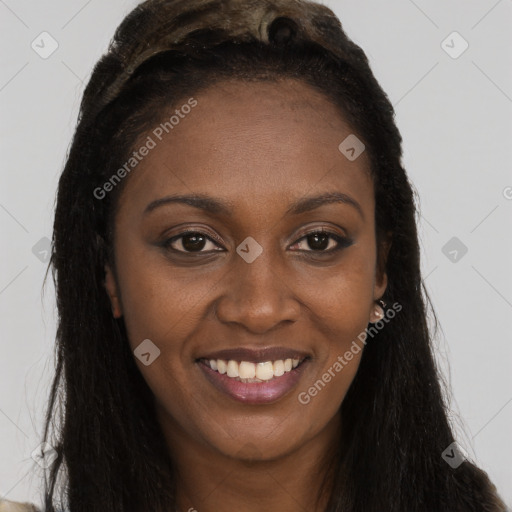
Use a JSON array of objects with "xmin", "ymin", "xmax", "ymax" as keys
[{"xmin": 214, "ymin": 250, "xmax": 301, "ymax": 334}]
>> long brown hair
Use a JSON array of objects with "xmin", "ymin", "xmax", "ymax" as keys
[{"xmin": 43, "ymin": 0, "xmax": 506, "ymax": 510}]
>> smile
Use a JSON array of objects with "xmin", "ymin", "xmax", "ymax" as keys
[
  {"xmin": 197, "ymin": 356, "xmax": 310, "ymax": 404},
  {"xmin": 200, "ymin": 357, "xmax": 306, "ymax": 382}
]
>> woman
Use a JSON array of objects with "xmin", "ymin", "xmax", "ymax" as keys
[{"xmin": 2, "ymin": 0, "xmax": 507, "ymax": 510}]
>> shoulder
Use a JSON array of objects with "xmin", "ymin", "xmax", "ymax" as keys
[{"xmin": 0, "ymin": 500, "xmax": 40, "ymax": 512}]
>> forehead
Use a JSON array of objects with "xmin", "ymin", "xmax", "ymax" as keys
[{"xmin": 116, "ymin": 78, "xmax": 374, "ymax": 220}]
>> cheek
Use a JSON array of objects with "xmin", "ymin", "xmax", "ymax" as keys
[
  {"xmin": 114, "ymin": 239, "xmax": 212, "ymax": 355},
  {"xmin": 113, "ymin": 247, "xmax": 208, "ymax": 430},
  {"xmin": 306, "ymin": 248, "xmax": 377, "ymax": 338},
  {"xmin": 297, "ymin": 247, "xmax": 376, "ymax": 408}
]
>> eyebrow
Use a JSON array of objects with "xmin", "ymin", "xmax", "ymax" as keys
[{"xmin": 143, "ymin": 192, "xmax": 364, "ymax": 220}]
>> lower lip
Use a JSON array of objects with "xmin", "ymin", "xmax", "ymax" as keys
[{"xmin": 197, "ymin": 360, "xmax": 310, "ymax": 405}]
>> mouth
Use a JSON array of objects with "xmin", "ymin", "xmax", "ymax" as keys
[
  {"xmin": 198, "ymin": 356, "xmax": 309, "ymax": 382},
  {"xmin": 196, "ymin": 349, "xmax": 311, "ymax": 404}
]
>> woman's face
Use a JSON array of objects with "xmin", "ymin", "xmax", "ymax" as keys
[{"xmin": 105, "ymin": 78, "xmax": 388, "ymax": 462}]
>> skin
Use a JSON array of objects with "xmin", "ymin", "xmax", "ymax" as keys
[{"xmin": 104, "ymin": 78, "xmax": 390, "ymax": 512}]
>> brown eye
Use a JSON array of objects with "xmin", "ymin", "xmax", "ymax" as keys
[
  {"xmin": 164, "ymin": 231, "xmax": 224, "ymax": 253},
  {"xmin": 290, "ymin": 231, "xmax": 353, "ymax": 253}
]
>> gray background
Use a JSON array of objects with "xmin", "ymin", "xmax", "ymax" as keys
[{"xmin": 1, "ymin": 0, "xmax": 511, "ymax": 507}]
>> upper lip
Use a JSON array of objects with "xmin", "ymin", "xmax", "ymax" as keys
[{"xmin": 198, "ymin": 346, "xmax": 311, "ymax": 364}]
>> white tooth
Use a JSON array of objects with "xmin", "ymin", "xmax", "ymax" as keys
[
  {"xmin": 210, "ymin": 359, "xmax": 218, "ymax": 371},
  {"xmin": 255, "ymin": 361, "xmax": 274, "ymax": 380},
  {"xmin": 292, "ymin": 358, "xmax": 299, "ymax": 368},
  {"xmin": 239, "ymin": 361, "xmax": 256, "ymax": 379},
  {"xmin": 217, "ymin": 360, "xmax": 227, "ymax": 374},
  {"xmin": 273, "ymin": 359, "xmax": 285, "ymax": 377},
  {"xmin": 284, "ymin": 358, "xmax": 292, "ymax": 372},
  {"xmin": 227, "ymin": 360, "xmax": 239, "ymax": 378},
  {"xmin": 240, "ymin": 377, "xmax": 263, "ymax": 383}
]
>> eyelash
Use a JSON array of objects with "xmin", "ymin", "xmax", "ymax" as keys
[{"xmin": 161, "ymin": 228, "xmax": 353, "ymax": 255}]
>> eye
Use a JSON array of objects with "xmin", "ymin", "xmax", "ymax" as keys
[
  {"xmin": 163, "ymin": 230, "xmax": 224, "ymax": 253},
  {"xmin": 289, "ymin": 230, "xmax": 353, "ymax": 253},
  {"xmin": 162, "ymin": 228, "xmax": 353, "ymax": 255}
]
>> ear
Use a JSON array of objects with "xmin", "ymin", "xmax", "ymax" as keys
[
  {"xmin": 104, "ymin": 264, "xmax": 123, "ymax": 318},
  {"xmin": 374, "ymin": 232, "xmax": 392, "ymax": 301}
]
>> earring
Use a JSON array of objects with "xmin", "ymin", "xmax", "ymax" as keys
[{"xmin": 370, "ymin": 299, "xmax": 386, "ymax": 324}]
